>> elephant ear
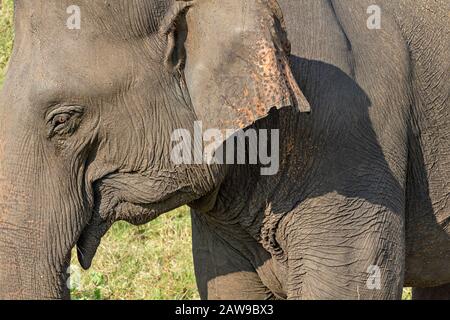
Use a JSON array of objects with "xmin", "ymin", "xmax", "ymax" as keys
[{"xmin": 161, "ymin": 0, "xmax": 311, "ymax": 132}]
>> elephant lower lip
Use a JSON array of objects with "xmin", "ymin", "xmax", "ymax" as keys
[
  {"xmin": 76, "ymin": 218, "xmax": 111, "ymax": 270},
  {"xmin": 76, "ymin": 190, "xmax": 197, "ymax": 269},
  {"xmin": 115, "ymin": 191, "xmax": 197, "ymax": 225}
]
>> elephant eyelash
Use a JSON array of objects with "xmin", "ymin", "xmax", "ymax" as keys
[
  {"xmin": 46, "ymin": 106, "xmax": 84, "ymax": 138},
  {"xmin": 48, "ymin": 115, "xmax": 82, "ymax": 138}
]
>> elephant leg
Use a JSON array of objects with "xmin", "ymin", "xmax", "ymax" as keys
[
  {"xmin": 283, "ymin": 193, "xmax": 405, "ymax": 300},
  {"xmin": 412, "ymin": 283, "xmax": 450, "ymax": 300},
  {"xmin": 191, "ymin": 211, "xmax": 280, "ymax": 300}
]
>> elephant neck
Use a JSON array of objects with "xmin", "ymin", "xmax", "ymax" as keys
[{"xmin": 198, "ymin": 108, "xmax": 309, "ymax": 260}]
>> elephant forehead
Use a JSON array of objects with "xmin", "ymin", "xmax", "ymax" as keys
[
  {"xmin": 17, "ymin": 0, "xmax": 168, "ymax": 35},
  {"xmin": 14, "ymin": 1, "xmax": 169, "ymax": 103},
  {"xmin": 27, "ymin": 39, "xmax": 138, "ymax": 104}
]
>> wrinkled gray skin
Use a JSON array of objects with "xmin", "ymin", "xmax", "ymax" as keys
[{"xmin": 0, "ymin": 0, "xmax": 449, "ymax": 300}]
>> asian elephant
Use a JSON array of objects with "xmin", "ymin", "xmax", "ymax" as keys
[{"xmin": 0, "ymin": 0, "xmax": 449, "ymax": 300}]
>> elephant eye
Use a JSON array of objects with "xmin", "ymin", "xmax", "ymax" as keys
[
  {"xmin": 53, "ymin": 113, "xmax": 71, "ymax": 128},
  {"xmin": 47, "ymin": 105, "xmax": 84, "ymax": 138}
]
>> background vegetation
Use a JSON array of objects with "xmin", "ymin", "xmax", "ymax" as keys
[
  {"xmin": 0, "ymin": 0, "xmax": 411, "ymax": 300},
  {"xmin": 0, "ymin": 0, "xmax": 14, "ymax": 86},
  {"xmin": 70, "ymin": 208, "xmax": 199, "ymax": 300}
]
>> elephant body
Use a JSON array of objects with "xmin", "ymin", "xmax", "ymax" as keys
[
  {"xmin": 0, "ymin": 0, "xmax": 448, "ymax": 299},
  {"xmin": 192, "ymin": 0, "xmax": 450, "ymax": 299}
]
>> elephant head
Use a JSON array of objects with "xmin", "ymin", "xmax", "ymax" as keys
[{"xmin": 0, "ymin": 0, "xmax": 310, "ymax": 299}]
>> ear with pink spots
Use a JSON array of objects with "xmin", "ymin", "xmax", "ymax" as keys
[{"xmin": 162, "ymin": 0, "xmax": 311, "ymax": 131}]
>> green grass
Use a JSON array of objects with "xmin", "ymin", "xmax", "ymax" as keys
[
  {"xmin": 402, "ymin": 288, "xmax": 412, "ymax": 300},
  {"xmin": 1, "ymin": 1, "xmax": 412, "ymax": 300},
  {"xmin": 0, "ymin": 0, "xmax": 14, "ymax": 86},
  {"xmin": 70, "ymin": 207, "xmax": 199, "ymax": 300}
]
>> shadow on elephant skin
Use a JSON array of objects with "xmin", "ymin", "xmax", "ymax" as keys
[{"xmin": 190, "ymin": 57, "xmax": 443, "ymax": 298}]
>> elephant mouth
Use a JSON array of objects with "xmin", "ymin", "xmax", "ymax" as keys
[
  {"xmin": 76, "ymin": 183, "xmax": 196, "ymax": 270},
  {"xmin": 75, "ymin": 164, "xmax": 220, "ymax": 269}
]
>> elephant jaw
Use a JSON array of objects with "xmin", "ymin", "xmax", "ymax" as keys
[{"xmin": 76, "ymin": 190, "xmax": 197, "ymax": 269}]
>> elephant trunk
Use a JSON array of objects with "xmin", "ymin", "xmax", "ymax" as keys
[
  {"xmin": 0, "ymin": 162, "xmax": 72, "ymax": 299},
  {"xmin": 0, "ymin": 99, "xmax": 88, "ymax": 300},
  {"xmin": 0, "ymin": 222, "xmax": 71, "ymax": 299}
]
